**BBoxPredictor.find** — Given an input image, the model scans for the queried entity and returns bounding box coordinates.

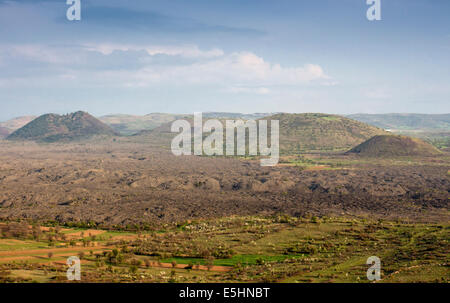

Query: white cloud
[0,44,333,93]
[120,52,331,87]
[83,43,224,58]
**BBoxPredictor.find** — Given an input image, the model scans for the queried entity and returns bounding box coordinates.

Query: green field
[0,215,448,283]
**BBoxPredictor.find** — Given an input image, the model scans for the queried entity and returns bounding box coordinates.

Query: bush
[130,259,142,266]
[311,216,320,224]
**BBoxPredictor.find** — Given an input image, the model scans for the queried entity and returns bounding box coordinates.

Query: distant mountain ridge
[202,112,276,120]
[7,111,118,142]
[99,113,187,136]
[99,112,276,135]
[347,113,450,131]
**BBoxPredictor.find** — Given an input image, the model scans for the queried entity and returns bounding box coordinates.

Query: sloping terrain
[0,116,36,131]
[347,135,442,157]
[0,127,10,139]
[263,113,388,153]
[7,111,118,142]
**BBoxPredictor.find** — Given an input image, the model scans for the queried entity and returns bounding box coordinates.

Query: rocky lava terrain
[0,141,448,226]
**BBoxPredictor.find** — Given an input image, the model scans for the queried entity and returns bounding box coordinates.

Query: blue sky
[0,0,449,120]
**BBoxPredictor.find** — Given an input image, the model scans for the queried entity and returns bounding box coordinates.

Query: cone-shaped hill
[347,135,442,157]
[7,111,118,142]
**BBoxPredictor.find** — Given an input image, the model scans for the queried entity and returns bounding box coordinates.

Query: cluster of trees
[0,222,44,240]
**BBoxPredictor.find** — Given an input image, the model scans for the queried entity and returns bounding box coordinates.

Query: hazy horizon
[2,110,450,123]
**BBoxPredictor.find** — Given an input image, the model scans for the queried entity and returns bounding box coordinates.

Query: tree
[32,224,42,241]
[206,256,215,271]
[129,265,138,274]
[144,259,151,268]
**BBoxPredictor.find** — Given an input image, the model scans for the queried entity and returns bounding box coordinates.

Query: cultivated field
[0,216,448,283]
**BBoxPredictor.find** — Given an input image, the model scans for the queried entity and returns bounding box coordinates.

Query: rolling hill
[7,111,118,142]
[347,135,442,157]
[264,113,389,153]
[134,113,389,154]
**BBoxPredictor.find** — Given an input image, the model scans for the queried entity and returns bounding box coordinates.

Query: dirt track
[0,245,109,257]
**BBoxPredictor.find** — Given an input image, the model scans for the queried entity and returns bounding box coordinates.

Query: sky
[0,0,449,121]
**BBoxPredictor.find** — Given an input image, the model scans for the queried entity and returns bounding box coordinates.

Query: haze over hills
[3,112,448,136]
[347,113,450,150]
[99,112,275,135]
[99,113,186,136]
[347,135,442,157]
[7,111,118,142]
[347,113,450,131]
[202,112,275,120]
[3,111,449,151]
[0,115,36,132]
